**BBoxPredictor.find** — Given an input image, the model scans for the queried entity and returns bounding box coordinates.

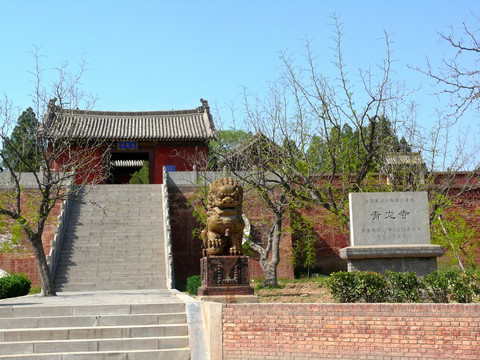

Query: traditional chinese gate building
[43,99,216,184]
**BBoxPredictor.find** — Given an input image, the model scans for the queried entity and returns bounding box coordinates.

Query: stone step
[64,224,163,229]
[0,324,188,342]
[56,259,163,265]
[58,248,164,254]
[54,275,165,283]
[66,214,162,219]
[54,283,166,292]
[0,336,189,355]
[0,348,190,360]
[56,261,164,268]
[54,184,167,292]
[0,303,185,318]
[0,313,186,329]
[62,236,163,241]
[53,278,165,285]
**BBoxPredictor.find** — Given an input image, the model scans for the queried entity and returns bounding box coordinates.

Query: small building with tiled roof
[43,98,216,184]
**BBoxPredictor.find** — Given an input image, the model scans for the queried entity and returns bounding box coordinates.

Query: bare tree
[0,52,108,296]
[235,17,415,226]
[416,13,480,118]
[238,171,290,287]
[217,16,480,278]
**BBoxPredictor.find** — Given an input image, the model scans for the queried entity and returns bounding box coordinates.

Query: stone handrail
[162,166,175,289]
[46,184,74,279]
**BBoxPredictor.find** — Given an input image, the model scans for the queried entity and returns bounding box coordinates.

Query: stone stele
[341,191,444,275]
[349,191,430,246]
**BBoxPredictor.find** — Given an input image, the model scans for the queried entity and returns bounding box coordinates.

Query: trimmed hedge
[326,270,480,303]
[0,274,31,299]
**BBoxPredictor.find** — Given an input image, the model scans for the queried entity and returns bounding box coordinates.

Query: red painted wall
[50,145,108,185]
[152,144,208,184]
[51,142,209,185]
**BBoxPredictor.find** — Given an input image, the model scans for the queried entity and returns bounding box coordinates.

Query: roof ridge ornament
[199,98,210,113]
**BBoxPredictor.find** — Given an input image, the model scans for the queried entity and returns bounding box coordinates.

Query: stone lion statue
[201,177,244,256]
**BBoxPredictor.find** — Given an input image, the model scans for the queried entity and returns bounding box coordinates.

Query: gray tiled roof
[43,99,216,142]
[384,153,425,166]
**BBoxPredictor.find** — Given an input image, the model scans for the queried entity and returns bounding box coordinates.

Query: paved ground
[0,289,186,307]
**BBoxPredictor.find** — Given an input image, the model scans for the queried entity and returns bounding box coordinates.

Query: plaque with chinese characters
[118,141,138,150]
[349,192,430,246]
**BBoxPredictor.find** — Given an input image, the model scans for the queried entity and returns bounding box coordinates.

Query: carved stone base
[197,256,254,296]
[340,245,444,276]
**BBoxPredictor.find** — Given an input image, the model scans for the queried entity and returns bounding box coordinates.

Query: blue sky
[0,1,478,150]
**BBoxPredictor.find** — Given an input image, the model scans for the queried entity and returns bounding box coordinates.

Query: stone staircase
[0,296,190,359]
[0,185,197,359]
[54,185,166,292]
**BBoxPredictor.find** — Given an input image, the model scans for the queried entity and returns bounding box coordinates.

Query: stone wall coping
[340,244,444,260]
[162,166,175,290]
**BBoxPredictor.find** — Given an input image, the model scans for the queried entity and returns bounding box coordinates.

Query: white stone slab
[349,192,430,246]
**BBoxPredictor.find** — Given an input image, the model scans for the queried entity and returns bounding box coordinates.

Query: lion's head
[207,177,243,211]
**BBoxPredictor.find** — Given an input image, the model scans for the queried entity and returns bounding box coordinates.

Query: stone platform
[197,256,254,296]
[340,244,445,276]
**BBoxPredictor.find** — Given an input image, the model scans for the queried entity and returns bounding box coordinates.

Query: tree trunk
[30,234,56,296]
[262,261,278,287]
[260,214,282,287]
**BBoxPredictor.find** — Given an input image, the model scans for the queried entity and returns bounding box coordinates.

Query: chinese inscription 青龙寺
[370,209,411,221]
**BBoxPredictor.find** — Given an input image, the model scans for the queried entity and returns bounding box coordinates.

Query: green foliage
[326,272,362,303]
[306,117,411,174]
[29,285,42,295]
[2,108,40,172]
[186,275,201,295]
[187,181,209,241]
[431,211,480,270]
[450,271,480,303]
[422,270,480,303]
[0,274,31,299]
[384,271,421,303]
[355,271,389,303]
[129,161,149,184]
[422,270,458,303]
[241,238,256,257]
[209,129,251,169]
[0,189,44,253]
[254,282,283,291]
[327,270,480,303]
[290,210,317,278]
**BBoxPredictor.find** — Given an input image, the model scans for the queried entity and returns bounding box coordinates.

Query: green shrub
[421,271,457,303]
[385,271,421,303]
[356,272,389,303]
[186,275,201,295]
[328,270,480,304]
[326,272,361,303]
[0,274,31,299]
[450,271,480,303]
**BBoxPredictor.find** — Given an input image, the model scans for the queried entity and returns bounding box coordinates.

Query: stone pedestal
[197,256,254,296]
[340,244,444,276]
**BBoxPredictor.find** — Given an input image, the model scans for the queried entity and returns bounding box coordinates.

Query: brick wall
[168,185,204,285]
[168,185,295,285]
[167,179,480,285]
[0,190,61,286]
[222,303,480,360]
